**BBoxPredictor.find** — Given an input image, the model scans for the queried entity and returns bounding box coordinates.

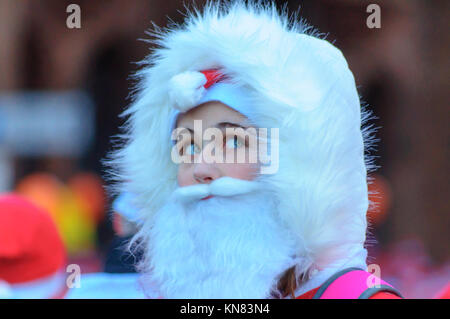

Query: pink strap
[314,268,402,299]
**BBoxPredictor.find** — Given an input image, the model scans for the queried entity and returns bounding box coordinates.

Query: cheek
[221,162,259,181]
[176,161,260,186]
[177,165,193,187]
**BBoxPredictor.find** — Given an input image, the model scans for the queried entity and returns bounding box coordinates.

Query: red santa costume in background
[108,0,402,299]
[0,194,67,298]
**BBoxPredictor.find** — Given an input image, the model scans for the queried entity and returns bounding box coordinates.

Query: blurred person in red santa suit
[108,0,403,299]
[0,194,67,299]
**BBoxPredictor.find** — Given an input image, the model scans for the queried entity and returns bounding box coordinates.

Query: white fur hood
[109,0,374,285]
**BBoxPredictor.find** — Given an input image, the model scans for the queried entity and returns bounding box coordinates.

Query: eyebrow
[181,121,250,133]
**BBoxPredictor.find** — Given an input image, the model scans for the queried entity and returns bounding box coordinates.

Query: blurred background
[0,0,448,298]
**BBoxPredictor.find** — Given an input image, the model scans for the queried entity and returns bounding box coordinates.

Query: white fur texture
[173,176,261,204]
[168,71,207,111]
[108,0,373,294]
[134,177,300,299]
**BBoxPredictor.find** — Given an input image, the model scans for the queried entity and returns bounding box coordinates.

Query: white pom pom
[168,71,207,111]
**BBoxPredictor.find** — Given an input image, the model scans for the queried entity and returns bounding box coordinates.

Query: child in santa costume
[108,0,403,299]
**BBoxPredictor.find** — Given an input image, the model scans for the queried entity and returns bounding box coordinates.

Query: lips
[201,195,214,200]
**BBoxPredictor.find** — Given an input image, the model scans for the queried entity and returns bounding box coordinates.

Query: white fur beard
[136,178,300,299]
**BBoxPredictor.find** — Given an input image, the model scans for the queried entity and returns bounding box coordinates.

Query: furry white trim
[169,71,206,111]
[173,176,260,204]
[4,270,66,299]
[108,0,374,290]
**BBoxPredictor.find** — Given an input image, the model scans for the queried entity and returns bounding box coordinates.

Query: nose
[193,161,221,184]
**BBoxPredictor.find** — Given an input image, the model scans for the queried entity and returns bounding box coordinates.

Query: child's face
[175,101,260,187]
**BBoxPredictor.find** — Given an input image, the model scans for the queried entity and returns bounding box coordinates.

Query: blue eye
[225,136,244,149]
[178,141,201,156]
[186,142,201,155]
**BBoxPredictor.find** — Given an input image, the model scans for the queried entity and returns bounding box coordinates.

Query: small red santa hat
[169,69,226,111]
[0,193,67,298]
[168,68,254,132]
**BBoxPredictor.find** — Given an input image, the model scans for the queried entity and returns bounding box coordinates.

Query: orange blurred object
[68,172,106,224]
[15,171,104,256]
[367,174,392,226]
[15,172,64,224]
